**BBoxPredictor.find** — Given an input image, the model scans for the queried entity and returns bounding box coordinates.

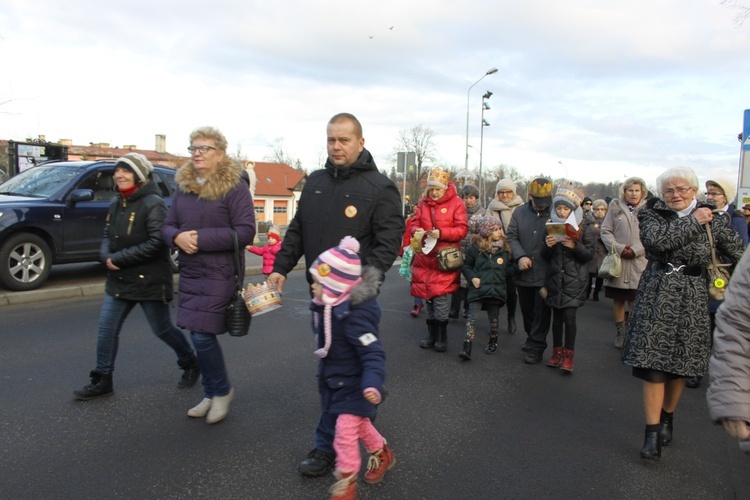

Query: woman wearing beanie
[74,153,200,401]
[410,168,468,352]
[308,237,394,499]
[448,184,484,319]
[486,178,524,334]
[163,127,255,424]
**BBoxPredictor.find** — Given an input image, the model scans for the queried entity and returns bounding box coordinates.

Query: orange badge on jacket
[345,206,357,218]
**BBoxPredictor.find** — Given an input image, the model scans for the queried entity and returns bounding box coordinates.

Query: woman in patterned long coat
[621,167,745,460]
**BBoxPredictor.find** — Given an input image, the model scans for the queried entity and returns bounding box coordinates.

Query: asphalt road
[0,264,748,499]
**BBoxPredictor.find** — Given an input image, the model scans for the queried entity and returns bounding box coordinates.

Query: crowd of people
[71,112,750,499]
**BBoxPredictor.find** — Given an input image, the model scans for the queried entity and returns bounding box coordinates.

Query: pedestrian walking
[540,186,594,373]
[622,167,744,460]
[267,113,403,478]
[459,215,509,360]
[162,126,255,424]
[308,237,395,499]
[74,153,200,401]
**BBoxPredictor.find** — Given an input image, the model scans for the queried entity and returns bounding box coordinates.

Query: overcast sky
[1,0,748,188]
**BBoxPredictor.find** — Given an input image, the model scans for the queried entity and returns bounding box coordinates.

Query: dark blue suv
[0,160,177,291]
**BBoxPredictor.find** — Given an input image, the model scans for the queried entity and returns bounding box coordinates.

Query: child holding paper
[541,185,594,372]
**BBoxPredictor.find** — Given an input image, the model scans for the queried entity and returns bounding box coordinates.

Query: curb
[0,263,306,307]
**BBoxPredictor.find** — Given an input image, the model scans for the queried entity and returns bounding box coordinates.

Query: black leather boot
[433,320,448,352]
[459,340,472,360]
[660,409,673,446]
[420,319,437,349]
[74,371,113,401]
[640,424,662,459]
[178,356,201,389]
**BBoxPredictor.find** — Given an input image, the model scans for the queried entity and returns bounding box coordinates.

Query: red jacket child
[247,227,282,275]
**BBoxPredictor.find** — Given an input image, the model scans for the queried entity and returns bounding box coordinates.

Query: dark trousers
[517,285,552,352]
[551,307,577,350]
[506,274,518,320]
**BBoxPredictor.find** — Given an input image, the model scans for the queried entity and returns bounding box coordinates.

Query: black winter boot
[640,424,662,459]
[485,318,499,353]
[74,371,113,401]
[659,409,674,446]
[420,320,437,349]
[433,320,448,352]
[459,340,472,360]
[178,356,201,389]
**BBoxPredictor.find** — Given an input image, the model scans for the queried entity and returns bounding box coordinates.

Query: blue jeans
[95,294,194,376]
[190,332,231,398]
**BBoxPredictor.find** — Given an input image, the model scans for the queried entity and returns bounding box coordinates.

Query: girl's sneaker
[410,304,422,317]
[363,441,395,484]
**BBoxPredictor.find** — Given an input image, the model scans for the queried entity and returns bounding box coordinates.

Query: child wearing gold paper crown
[309,236,395,500]
[459,215,511,360]
[540,185,594,373]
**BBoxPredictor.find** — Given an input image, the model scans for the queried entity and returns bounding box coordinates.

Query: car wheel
[0,233,52,291]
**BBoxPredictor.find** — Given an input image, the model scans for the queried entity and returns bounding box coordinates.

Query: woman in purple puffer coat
[163,126,255,425]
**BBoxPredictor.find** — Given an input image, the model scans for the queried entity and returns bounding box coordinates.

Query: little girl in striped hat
[309,236,396,499]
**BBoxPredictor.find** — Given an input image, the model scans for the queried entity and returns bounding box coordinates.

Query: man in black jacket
[268,112,404,477]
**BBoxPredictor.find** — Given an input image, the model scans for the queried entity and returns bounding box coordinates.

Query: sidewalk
[0,253,304,307]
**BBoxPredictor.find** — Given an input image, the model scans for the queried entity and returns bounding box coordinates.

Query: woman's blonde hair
[620,177,648,201]
[190,126,228,152]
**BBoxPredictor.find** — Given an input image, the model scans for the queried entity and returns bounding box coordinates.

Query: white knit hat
[706,178,737,205]
[115,153,154,183]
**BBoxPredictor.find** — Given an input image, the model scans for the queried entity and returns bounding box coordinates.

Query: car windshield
[0,166,80,198]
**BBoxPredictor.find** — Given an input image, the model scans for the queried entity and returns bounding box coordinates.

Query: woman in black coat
[74,153,199,401]
[622,167,745,460]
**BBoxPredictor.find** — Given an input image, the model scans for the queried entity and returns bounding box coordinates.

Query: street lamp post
[464,67,498,173]
[479,91,492,203]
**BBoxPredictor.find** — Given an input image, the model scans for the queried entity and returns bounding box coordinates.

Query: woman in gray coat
[622,167,744,460]
[600,177,648,348]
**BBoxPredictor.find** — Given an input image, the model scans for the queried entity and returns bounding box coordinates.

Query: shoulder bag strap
[232,230,243,292]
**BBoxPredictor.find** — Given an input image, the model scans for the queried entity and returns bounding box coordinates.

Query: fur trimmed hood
[176,158,244,201]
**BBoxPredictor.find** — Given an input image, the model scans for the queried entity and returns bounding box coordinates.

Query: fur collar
[176,159,244,200]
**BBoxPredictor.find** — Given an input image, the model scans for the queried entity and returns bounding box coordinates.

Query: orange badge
[594,224,599,228]
[345,205,357,218]
[441,208,447,213]
[317,263,331,276]
[497,257,504,265]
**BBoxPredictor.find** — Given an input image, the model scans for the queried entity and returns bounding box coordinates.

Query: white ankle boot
[206,388,234,424]
[187,398,212,418]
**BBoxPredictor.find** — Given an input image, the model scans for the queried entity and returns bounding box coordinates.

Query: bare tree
[264,137,301,168]
[721,0,750,24]
[392,124,439,200]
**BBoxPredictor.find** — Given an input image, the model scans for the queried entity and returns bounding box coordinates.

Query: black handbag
[226,231,251,337]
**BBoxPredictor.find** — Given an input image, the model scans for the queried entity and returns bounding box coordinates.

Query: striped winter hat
[309,236,362,306]
[309,236,363,358]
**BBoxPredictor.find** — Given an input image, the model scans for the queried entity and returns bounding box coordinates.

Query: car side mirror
[68,189,95,205]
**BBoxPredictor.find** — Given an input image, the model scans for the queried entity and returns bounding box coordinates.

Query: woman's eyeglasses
[663,186,693,197]
[187,145,216,154]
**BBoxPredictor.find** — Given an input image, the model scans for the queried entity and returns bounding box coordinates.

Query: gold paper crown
[554,185,584,207]
[528,178,553,198]
[427,168,450,188]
